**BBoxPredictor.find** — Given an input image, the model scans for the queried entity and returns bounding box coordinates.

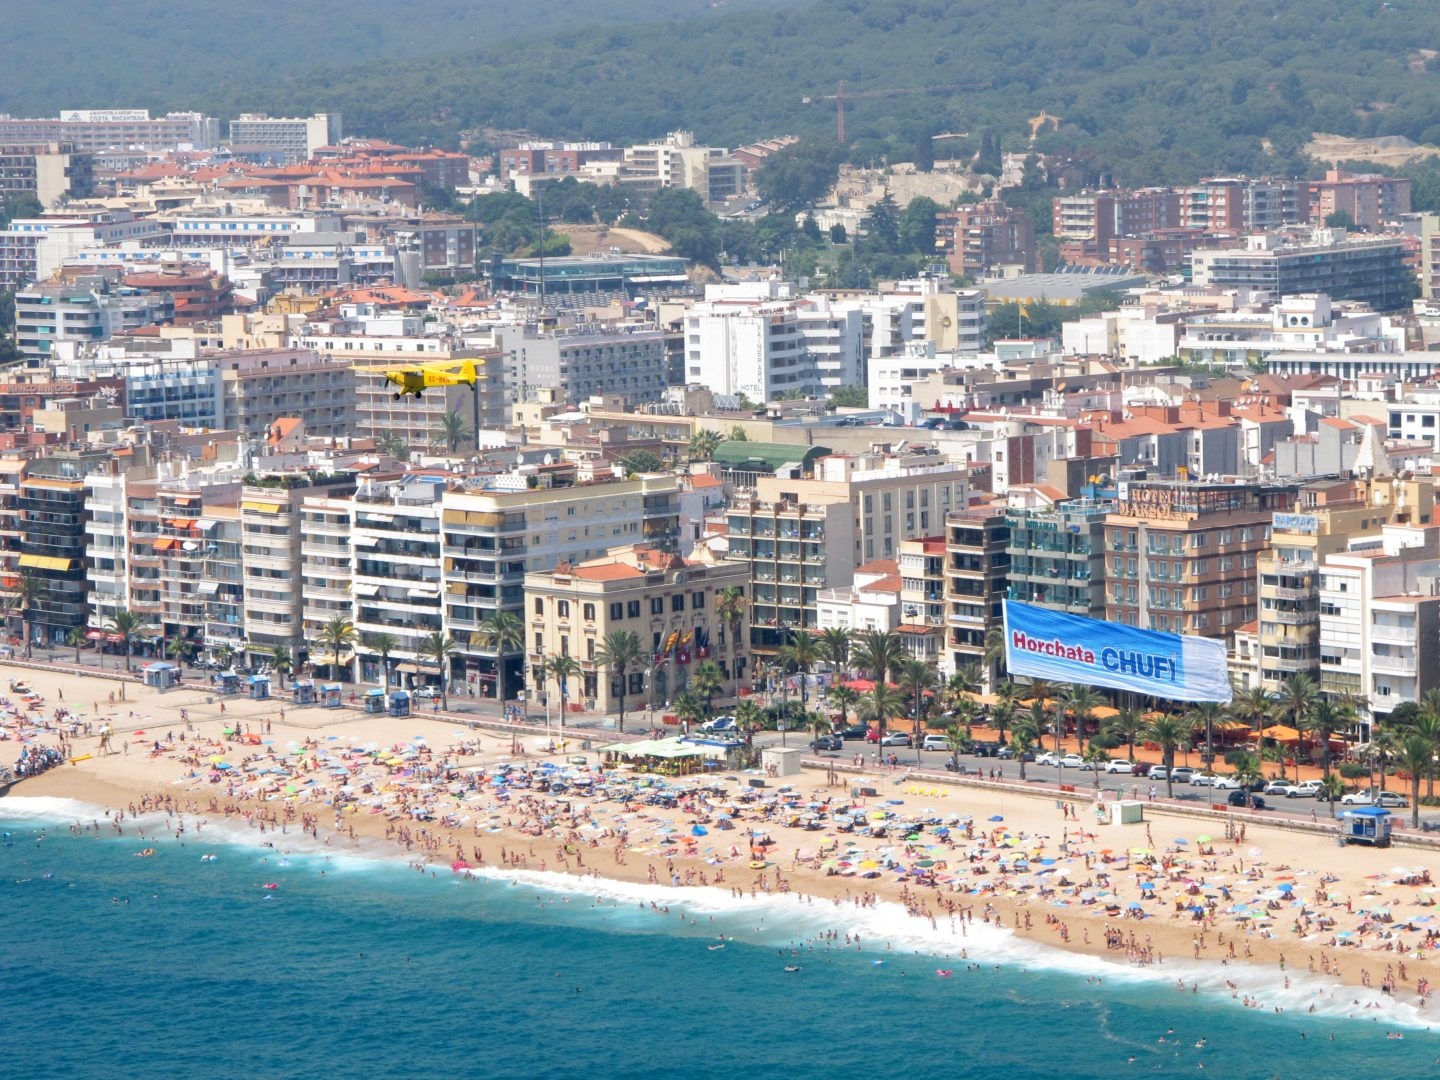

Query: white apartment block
[228,113,342,163]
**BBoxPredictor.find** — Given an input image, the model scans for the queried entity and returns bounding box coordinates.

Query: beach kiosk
[142,661,178,690]
[1339,806,1393,847]
[363,687,387,714]
[291,679,315,705]
[248,674,270,701]
[388,690,411,717]
[216,671,241,695]
[320,683,343,708]
[761,746,804,778]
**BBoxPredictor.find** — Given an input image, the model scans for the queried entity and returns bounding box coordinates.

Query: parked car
[995,745,1035,761]
[1035,751,1061,766]
[1189,772,1218,786]
[1168,766,1198,784]
[700,716,737,734]
[971,741,1003,757]
[1227,790,1266,809]
[1209,775,1242,789]
[1262,779,1293,796]
[810,734,843,752]
[879,730,911,747]
[1058,754,1085,769]
[837,725,871,741]
[1341,789,1409,808]
[920,734,950,752]
[1146,765,1170,781]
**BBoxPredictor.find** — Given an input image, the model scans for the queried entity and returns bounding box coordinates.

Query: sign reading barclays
[1003,599,1232,703]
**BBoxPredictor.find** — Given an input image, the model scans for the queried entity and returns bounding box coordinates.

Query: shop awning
[407,587,439,599]
[198,581,220,595]
[86,629,105,641]
[242,501,282,514]
[18,553,73,571]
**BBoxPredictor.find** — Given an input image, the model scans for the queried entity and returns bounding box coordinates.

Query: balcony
[1267,586,1311,601]
[1369,623,1415,645]
[1371,652,1417,675]
[1262,655,1316,673]
[1269,608,1318,626]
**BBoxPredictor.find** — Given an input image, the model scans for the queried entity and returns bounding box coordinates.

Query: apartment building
[441,473,682,702]
[1301,170,1410,230]
[941,199,1037,277]
[240,472,357,665]
[1005,494,1108,620]
[298,494,354,662]
[1319,524,1440,730]
[13,276,172,358]
[724,450,971,649]
[216,349,356,441]
[898,536,946,667]
[0,142,94,208]
[815,559,901,635]
[1189,233,1414,311]
[0,110,220,152]
[1255,476,1433,693]
[496,324,669,407]
[523,544,750,718]
[943,504,1009,682]
[18,449,113,645]
[228,113,342,164]
[1103,479,1296,637]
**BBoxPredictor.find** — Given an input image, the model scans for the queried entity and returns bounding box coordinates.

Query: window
[1219,556,1233,571]
[1219,583,1234,598]
[534,598,543,615]
[628,600,641,618]
[583,603,596,621]
[691,591,705,609]
[1192,613,1208,630]
[1192,586,1208,602]
[534,632,543,651]
[651,597,664,615]
[864,494,873,513]
[610,602,623,621]
[1190,533,1208,549]
[1193,559,1208,575]
[560,635,569,656]
[557,600,570,618]
[671,594,685,613]
[883,493,893,512]
[587,639,595,660]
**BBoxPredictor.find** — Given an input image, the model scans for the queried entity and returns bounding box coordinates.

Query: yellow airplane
[362,360,482,400]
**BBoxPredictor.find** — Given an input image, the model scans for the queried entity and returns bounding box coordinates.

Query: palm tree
[1010,717,1039,782]
[595,629,644,734]
[897,656,940,765]
[778,630,820,708]
[376,431,411,462]
[1273,673,1319,750]
[1061,683,1103,752]
[431,409,472,453]
[313,615,357,681]
[691,659,725,718]
[8,570,44,659]
[1022,678,1059,757]
[983,623,1008,691]
[1229,750,1263,791]
[105,609,152,673]
[366,631,398,690]
[543,654,582,729]
[829,684,859,729]
[1302,697,1346,785]
[166,632,193,672]
[687,429,724,462]
[991,697,1015,744]
[1318,772,1345,818]
[674,689,707,731]
[859,682,906,751]
[476,610,524,707]
[1082,743,1110,790]
[735,698,764,738]
[1144,714,1189,798]
[816,626,851,675]
[951,662,984,695]
[1393,732,1432,829]
[851,628,906,686]
[267,644,294,690]
[1107,706,1147,764]
[1230,684,1274,738]
[1408,690,1440,801]
[944,722,970,770]
[66,625,86,664]
[214,643,236,672]
[417,631,461,710]
[715,586,749,660]
[1191,700,1225,773]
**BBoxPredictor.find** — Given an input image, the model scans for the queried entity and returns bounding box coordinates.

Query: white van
[921,733,949,752]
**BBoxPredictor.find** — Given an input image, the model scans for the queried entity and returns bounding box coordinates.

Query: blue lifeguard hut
[320,683,343,708]
[292,679,315,705]
[248,675,270,701]
[388,690,411,717]
[1339,806,1393,847]
[363,687,386,714]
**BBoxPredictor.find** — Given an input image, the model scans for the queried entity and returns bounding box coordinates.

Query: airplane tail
[460,360,477,384]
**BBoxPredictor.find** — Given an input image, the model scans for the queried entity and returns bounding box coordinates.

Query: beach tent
[1259,724,1301,743]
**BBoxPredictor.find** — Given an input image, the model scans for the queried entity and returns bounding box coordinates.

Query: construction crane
[801,80,989,143]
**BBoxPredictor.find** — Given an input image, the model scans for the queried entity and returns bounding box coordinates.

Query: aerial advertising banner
[1002,599,1233,703]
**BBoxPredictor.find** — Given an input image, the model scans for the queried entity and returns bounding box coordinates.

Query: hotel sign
[1273,513,1318,534]
[60,109,150,123]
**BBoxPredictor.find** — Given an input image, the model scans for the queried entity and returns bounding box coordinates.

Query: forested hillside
[7,1,1440,187]
[0,0,804,116]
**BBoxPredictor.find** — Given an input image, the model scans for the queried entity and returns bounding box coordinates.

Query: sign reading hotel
[1003,599,1232,703]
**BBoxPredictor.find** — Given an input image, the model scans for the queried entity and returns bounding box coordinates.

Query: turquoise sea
[3,796,1437,1080]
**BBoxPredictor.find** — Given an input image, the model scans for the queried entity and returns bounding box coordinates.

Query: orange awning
[166,519,196,530]
[1260,724,1301,742]
[154,538,177,551]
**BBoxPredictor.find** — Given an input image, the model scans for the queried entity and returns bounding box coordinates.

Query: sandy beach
[5,659,1439,1015]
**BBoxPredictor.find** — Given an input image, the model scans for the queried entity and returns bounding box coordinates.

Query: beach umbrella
[1277,883,1294,893]
[1195,835,1212,844]
[1127,901,1142,910]
[988,815,1004,822]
